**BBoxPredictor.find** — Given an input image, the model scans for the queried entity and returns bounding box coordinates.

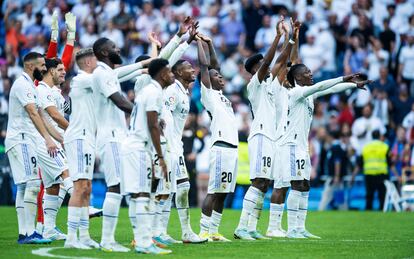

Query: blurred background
[1,0,414,211]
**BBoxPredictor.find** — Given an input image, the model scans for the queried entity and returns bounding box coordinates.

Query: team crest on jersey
[169,96,175,105]
[297,170,302,176]
[27,92,33,98]
[221,183,227,189]
[47,95,53,101]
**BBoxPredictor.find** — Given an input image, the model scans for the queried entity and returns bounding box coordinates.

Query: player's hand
[159,157,168,179]
[187,21,199,44]
[177,16,193,37]
[282,18,290,35]
[276,16,284,36]
[355,80,373,90]
[343,72,363,82]
[148,31,162,49]
[45,138,58,158]
[65,12,77,40]
[292,18,301,40]
[51,10,59,41]
[198,33,212,44]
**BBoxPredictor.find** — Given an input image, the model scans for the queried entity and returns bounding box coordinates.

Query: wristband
[51,30,58,41]
[67,31,76,41]
[289,39,295,45]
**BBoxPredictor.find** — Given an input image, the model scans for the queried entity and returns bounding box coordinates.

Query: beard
[108,51,122,65]
[33,68,43,81]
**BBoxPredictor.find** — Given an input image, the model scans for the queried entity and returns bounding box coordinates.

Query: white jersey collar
[22,72,33,84]
[151,79,162,90]
[175,79,189,95]
[97,61,113,71]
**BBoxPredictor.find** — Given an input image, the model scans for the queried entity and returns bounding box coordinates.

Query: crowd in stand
[2,0,414,207]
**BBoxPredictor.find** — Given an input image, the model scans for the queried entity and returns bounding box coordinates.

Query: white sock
[209,210,222,235]
[63,177,74,195]
[152,199,164,237]
[287,190,301,233]
[24,180,40,236]
[160,194,172,235]
[176,181,192,234]
[43,194,59,231]
[135,197,152,248]
[200,213,210,234]
[16,183,26,236]
[67,206,81,241]
[128,198,138,240]
[237,186,261,230]
[297,191,309,232]
[268,203,284,232]
[101,192,122,244]
[57,187,67,210]
[248,191,264,232]
[79,207,90,240]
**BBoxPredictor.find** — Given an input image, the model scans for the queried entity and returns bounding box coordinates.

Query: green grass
[0,207,413,258]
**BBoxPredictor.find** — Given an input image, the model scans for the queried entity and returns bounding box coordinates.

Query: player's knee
[252,178,269,193]
[46,184,60,195]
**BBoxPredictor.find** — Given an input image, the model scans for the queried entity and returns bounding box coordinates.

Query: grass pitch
[0,207,413,258]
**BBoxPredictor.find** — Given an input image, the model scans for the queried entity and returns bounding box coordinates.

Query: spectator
[135,0,162,50]
[112,1,132,35]
[316,21,337,80]
[241,0,268,52]
[344,35,368,75]
[24,12,49,40]
[254,15,276,54]
[337,94,354,127]
[350,14,374,46]
[372,88,390,127]
[300,29,325,81]
[220,9,246,57]
[390,126,408,184]
[398,33,414,94]
[379,18,396,54]
[17,3,35,32]
[365,38,389,81]
[100,20,125,49]
[390,84,414,126]
[370,66,397,99]
[351,104,386,154]
[402,103,414,143]
[80,22,99,48]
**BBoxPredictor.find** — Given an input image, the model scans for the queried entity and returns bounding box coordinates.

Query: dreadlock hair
[286,63,306,87]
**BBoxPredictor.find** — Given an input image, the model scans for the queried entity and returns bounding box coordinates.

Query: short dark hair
[92,37,110,58]
[75,48,94,63]
[148,58,169,78]
[23,52,43,63]
[244,53,263,74]
[135,54,151,63]
[172,59,187,74]
[45,58,63,71]
[372,130,381,140]
[287,64,306,87]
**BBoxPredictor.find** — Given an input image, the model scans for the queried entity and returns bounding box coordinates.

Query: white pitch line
[268,239,414,243]
[32,247,97,259]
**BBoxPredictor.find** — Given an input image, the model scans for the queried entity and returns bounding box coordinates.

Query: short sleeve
[200,83,213,111]
[145,87,162,113]
[94,69,119,98]
[399,48,406,63]
[37,86,55,109]
[15,82,36,107]
[164,86,178,112]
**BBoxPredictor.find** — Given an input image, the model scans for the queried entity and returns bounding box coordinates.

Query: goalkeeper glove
[65,12,77,41]
[51,10,59,41]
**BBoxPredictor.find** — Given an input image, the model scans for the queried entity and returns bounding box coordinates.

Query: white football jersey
[274,85,289,142]
[164,80,190,154]
[128,80,163,150]
[277,87,314,150]
[201,83,238,147]
[92,61,127,147]
[247,73,277,141]
[5,72,38,151]
[37,82,65,138]
[64,70,97,143]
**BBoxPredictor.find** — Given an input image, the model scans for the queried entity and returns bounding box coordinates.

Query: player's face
[178,61,195,82]
[209,69,225,90]
[161,66,175,87]
[33,57,46,81]
[300,66,313,86]
[106,41,122,65]
[52,64,66,85]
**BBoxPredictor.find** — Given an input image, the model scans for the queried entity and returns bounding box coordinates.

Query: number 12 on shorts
[296,159,305,170]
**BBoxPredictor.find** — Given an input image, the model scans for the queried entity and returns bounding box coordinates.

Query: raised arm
[46,11,59,58]
[159,16,193,59]
[198,34,219,71]
[60,12,76,71]
[257,18,283,82]
[148,32,161,58]
[272,19,300,82]
[118,68,147,83]
[168,22,198,66]
[197,37,211,88]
